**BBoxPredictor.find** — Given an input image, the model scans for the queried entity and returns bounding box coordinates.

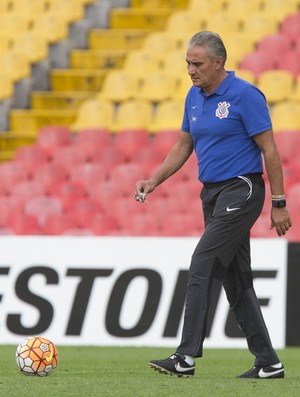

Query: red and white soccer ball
[16,336,58,376]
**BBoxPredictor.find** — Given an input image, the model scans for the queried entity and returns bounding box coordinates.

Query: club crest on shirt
[215,101,230,119]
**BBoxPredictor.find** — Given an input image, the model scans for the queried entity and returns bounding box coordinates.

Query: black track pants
[176,174,280,366]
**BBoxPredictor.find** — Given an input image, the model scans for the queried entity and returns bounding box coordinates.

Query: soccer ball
[16,336,58,376]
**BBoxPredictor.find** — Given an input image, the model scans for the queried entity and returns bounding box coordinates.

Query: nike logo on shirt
[226,206,241,212]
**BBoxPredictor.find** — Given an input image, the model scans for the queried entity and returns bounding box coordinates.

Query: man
[134,31,292,379]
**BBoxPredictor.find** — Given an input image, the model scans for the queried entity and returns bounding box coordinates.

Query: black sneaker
[237,364,285,379]
[149,353,195,378]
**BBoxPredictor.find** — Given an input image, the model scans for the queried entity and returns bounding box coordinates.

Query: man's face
[186,46,222,92]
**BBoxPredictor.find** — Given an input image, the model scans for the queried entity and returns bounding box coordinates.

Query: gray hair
[188,31,227,65]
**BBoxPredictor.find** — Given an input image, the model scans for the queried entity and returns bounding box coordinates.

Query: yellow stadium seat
[96,70,141,103]
[11,33,48,63]
[31,15,69,44]
[46,0,84,24]
[0,14,32,39]
[110,8,171,30]
[240,14,279,41]
[123,50,162,77]
[70,49,126,70]
[235,70,256,85]
[71,99,115,132]
[131,0,189,8]
[205,13,242,34]
[0,0,11,14]
[142,31,181,52]
[271,101,300,132]
[10,109,77,134]
[165,11,203,33]
[9,0,47,16]
[31,91,94,110]
[224,0,262,15]
[162,49,187,77]
[257,70,294,104]
[136,71,178,102]
[111,100,153,133]
[224,33,256,65]
[88,29,148,51]
[50,69,106,92]
[0,37,12,55]
[0,52,31,82]
[261,0,298,22]
[290,75,300,101]
[173,75,193,101]
[150,100,184,133]
[0,76,14,101]
[188,0,225,14]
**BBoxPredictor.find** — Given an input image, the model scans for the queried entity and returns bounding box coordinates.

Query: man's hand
[270,207,292,236]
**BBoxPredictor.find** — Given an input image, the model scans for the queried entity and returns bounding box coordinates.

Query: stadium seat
[70,49,126,71]
[65,198,103,228]
[165,11,204,33]
[13,144,50,174]
[48,181,87,209]
[24,195,63,226]
[123,50,163,77]
[113,129,151,161]
[152,129,179,155]
[133,146,165,175]
[5,212,41,235]
[97,70,141,103]
[0,52,31,82]
[132,72,180,103]
[12,33,48,63]
[235,70,256,84]
[277,50,300,78]
[0,36,12,55]
[0,196,23,226]
[31,14,69,44]
[169,75,192,101]
[31,91,94,110]
[8,180,46,203]
[32,163,68,192]
[161,212,203,236]
[257,70,294,104]
[224,0,262,15]
[224,34,256,66]
[205,13,242,35]
[261,0,299,22]
[0,162,29,193]
[239,51,276,78]
[74,128,112,161]
[256,34,293,60]
[46,0,85,24]
[240,14,279,42]
[109,8,171,30]
[291,74,300,101]
[279,11,300,39]
[9,0,47,16]
[142,31,181,52]
[41,213,78,235]
[90,180,121,214]
[51,69,106,92]
[188,0,225,14]
[71,99,115,132]
[36,125,72,154]
[51,145,87,176]
[0,14,31,39]
[271,102,300,131]
[70,163,109,194]
[83,212,120,236]
[128,212,161,236]
[111,100,153,133]
[150,100,184,133]
[108,163,149,197]
[131,0,189,7]
[162,49,187,76]
[88,29,148,52]
[274,130,300,165]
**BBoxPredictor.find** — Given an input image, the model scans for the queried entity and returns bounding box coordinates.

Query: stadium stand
[0,0,300,240]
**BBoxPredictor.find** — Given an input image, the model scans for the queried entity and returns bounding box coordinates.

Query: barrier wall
[0,236,297,348]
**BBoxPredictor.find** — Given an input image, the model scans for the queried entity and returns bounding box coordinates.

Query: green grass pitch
[1,346,300,397]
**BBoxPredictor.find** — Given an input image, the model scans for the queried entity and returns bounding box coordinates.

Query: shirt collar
[200,71,235,97]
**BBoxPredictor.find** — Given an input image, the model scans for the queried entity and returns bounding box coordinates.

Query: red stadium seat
[32,163,68,192]
[108,163,149,196]
[274,131,300,166]
[0,196,23,227]
[161,212,204,236]
[36,125,72,156]
[74,128,112,161]
[152,130,179,156]
[5,213,41,235]
[41,213,78,235]
[0,162,30,193]
[280,12,300,39]
[113,129,151,161]
[51,145,87,176]
[14,145,50,170]
[24,195,63,225]
[48,181,87,210]
[276,49,300,78]
[70,163,109,194]
[239,52,276,78]
[128,212,161,236]
[8,180,46,203]
[89,146,127,167]
[65,198,103,228]
[256,34,292,64]
[85,212,120,235]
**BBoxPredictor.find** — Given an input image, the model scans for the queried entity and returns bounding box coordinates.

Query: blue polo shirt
[182,71,272,183]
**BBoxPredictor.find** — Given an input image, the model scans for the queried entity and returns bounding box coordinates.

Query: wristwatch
[272,199,286,208]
